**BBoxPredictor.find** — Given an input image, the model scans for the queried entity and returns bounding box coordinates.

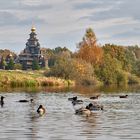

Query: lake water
[0,86,140,140]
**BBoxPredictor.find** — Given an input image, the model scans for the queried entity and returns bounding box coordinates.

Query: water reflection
[1,84,140,94]
[0,85,140,139]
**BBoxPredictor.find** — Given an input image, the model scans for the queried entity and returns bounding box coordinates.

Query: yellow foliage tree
[76,28,103,65]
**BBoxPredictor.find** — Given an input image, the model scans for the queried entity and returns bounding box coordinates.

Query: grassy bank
[0,70,75,88]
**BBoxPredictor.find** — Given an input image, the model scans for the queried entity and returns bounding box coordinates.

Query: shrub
[128,74,140,85]
[116,71,128,86]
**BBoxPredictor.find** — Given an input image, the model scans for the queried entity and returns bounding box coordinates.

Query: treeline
[44,28,140,86]
[1,28,140,86]
[0,50,40,70]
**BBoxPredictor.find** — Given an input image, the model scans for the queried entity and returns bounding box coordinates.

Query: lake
[0,85,140,140]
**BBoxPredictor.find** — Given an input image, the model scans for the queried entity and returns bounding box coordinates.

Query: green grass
[0,70,75,88]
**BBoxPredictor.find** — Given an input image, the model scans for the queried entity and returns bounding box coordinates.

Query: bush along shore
[0,70,75,88]
[2,28,140,87]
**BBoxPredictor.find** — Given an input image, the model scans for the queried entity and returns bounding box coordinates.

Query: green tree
[47,57,75,79]
[14,63,22,70]
[0,57,7,69]
[47,47,72,67]
[46,57,98,85]
[7,58,14,70]
[95,54,122,85]
[132,60,140,77]
[103,44,134,72]
[32,60,40,70]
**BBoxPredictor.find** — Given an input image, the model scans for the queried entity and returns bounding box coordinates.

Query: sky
[0,0,140,54]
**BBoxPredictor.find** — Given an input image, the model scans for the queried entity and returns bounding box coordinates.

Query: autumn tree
[76,28,103,65]
[103,44,135,72]
[40,47,73,68]
[95,44,138,85]
[94,54,127,85]
[47,57,75,80]
[46,56,98,85]
[0,49,16,58]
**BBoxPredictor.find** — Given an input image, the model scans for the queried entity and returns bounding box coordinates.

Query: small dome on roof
[9,53,12,57]
[31,26,36,32]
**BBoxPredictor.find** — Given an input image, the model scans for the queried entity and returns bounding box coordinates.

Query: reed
[0,70,75,88]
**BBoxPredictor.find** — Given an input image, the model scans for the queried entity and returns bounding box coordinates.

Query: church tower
[25,26,41,57]
[18,26,47,70]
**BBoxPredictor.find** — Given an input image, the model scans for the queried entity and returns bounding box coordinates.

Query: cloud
[0,11,47,27]
[72,0,122,10]
[0,0,52,11]
[112,29,140,39]
[0,0,140,53]
[0,11,19,26]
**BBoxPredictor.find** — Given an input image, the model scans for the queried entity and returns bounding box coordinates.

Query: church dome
[31,26,36,32]
[9,53,12,57]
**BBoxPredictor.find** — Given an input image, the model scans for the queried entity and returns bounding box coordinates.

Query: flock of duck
[0,96,46,116]
[68,94,129,116]
[68,95,103,117]
[0,94,128,117]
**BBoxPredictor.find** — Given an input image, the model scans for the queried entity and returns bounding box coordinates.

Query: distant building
[0,53,17,70]
[18,26,48,70]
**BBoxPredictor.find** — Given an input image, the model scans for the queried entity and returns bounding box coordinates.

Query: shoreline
[0,70,75,88]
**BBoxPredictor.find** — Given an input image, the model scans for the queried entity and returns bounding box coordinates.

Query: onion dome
[9,53,12,57]
[31,26,36,32]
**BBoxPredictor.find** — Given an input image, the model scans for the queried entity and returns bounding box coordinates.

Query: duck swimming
[0,96,5,106]
[68,96,83,105]
[18,99,33,103]
[68,96,77,101]
[119,95,128,98]
[72,99,83,105]
[37,105,46,116]
[90,95,100,100]
[86,103,103,111]
[75,107,91,117]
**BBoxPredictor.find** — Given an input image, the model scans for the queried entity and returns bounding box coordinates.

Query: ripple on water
[0,91,140,140]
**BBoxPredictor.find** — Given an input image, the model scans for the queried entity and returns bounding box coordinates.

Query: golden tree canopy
[77,28,103,65]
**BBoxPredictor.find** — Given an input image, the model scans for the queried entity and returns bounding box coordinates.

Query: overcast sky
[0,0,140,53]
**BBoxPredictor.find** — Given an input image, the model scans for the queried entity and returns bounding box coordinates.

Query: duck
[90,95,100,100]
[75,107,91,117]
[18,99,33,103]
[86,103,103,111]
[68,96,77,101]
[0,96,5,106]
[68,96,83,105]
[37,105,46,116]
[119,95,128,98]
[72,99,83,105]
